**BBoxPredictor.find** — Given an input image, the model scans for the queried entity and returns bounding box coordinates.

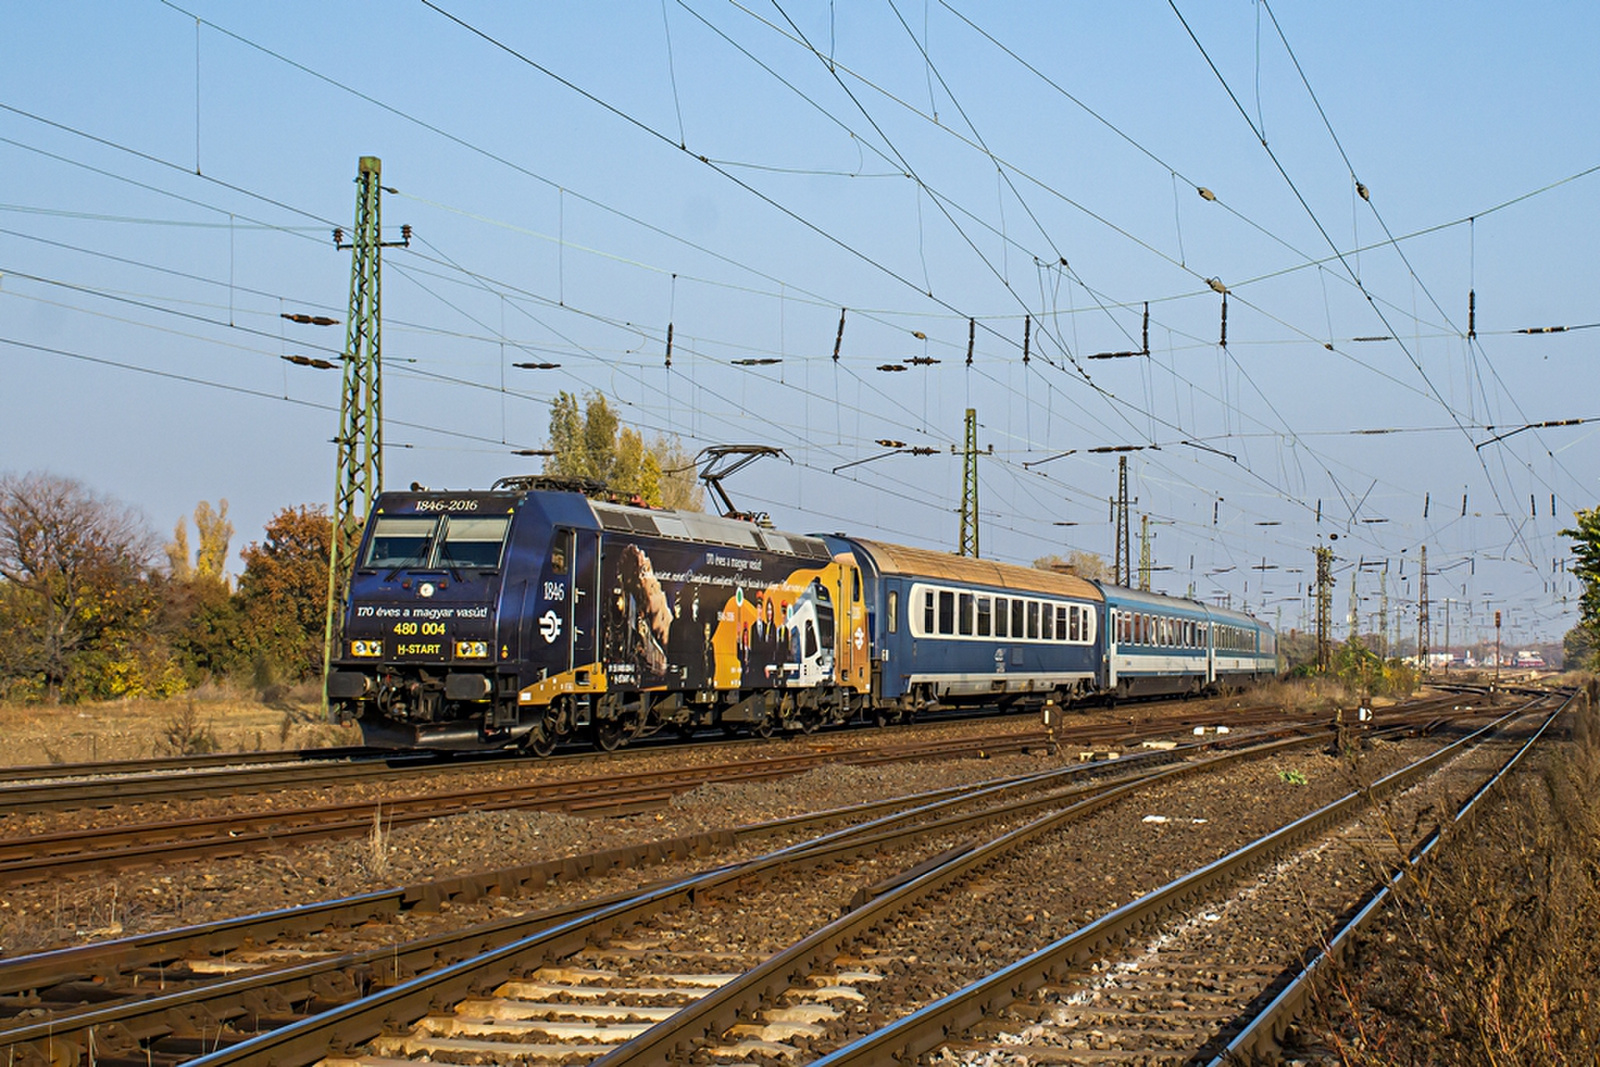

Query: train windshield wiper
[384,529,438,582]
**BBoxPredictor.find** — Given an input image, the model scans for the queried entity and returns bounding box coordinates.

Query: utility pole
[1378,567,1389,660]
[956,407,981,557]
[1113,456,1131,585]
[1138,513,1152,591]
[1418,544,1430,676]
[323,156,408,710]
[1314,545,1335,673]
[1494,608,1502,689]
[1443,596,1452,674]
[1347,567,1359,644]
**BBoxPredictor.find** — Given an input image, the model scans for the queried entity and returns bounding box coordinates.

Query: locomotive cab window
[364,516,438,570]
[548,528,571,575]
[439,516,512,569]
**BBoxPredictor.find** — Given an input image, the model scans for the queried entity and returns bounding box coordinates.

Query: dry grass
[1304,676,1600,1065]
[0,681,352,766]
[1250,676,1398,717]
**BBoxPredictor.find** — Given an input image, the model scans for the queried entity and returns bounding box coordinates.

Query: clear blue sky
[3,2,1596,647]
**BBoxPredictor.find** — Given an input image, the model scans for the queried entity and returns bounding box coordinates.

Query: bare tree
[0,472,155,702]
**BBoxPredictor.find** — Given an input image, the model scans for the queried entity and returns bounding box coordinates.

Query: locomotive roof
[848,539,1104,602]
[588,499,833,560]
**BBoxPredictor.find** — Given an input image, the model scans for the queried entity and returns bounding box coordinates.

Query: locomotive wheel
[595,718,625,751]
[753,713,775,739]
[524,725,556,758]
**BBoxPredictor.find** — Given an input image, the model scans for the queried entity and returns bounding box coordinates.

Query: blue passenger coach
[1100,583,1277,698]
[841,539,1105,712]
[1205,602,1278,689]
[1099,584,1214,698]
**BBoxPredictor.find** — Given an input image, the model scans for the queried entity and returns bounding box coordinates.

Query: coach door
[568,530,599,674]
[834,560,869,691]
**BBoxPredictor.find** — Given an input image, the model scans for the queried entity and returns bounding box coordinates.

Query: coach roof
[848,539,1104,602]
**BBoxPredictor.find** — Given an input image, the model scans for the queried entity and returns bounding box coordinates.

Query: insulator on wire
[1467,289,1476,340]
[1219,292,1228,348]
[665,322,673,369]
[1461,492,1468,518]
[1141,302,1150,355]
[1023,315,1031,365]
[966,317,974,367]
[833,308,846,362]
[1423,492,1430,518]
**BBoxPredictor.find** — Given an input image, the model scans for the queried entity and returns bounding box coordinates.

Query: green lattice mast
[957,407,979,557]
[323,156,396,709]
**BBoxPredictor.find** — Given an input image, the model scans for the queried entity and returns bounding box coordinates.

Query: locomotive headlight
[350,639,384,657]
[454,640,489,659]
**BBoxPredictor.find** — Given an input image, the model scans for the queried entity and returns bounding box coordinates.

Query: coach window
[887,590,899,634]
[1056,605,1068,641]
[1068,606,1080,642]
[1042,602,1054,640]
[923,590,936,634]
[1012,598,1026,637]
[1026,601,1039,639]
[958,593,975,636]
[938,590,956,635]
[994,597,1009,637]
[977,596,992,637]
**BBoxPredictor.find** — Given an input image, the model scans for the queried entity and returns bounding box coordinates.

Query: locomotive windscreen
[364,517,437,569]
[437,516,511,568]
[361,514,511,570]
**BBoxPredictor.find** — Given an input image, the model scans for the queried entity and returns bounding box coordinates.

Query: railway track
[801,690,1570,1066]
[0,745,380,785]
[0,689,1478,822]
[0,691,1508,1067]
[0,724,1360,1066]
[0,729,1059,886]
[1,694,1478,890]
